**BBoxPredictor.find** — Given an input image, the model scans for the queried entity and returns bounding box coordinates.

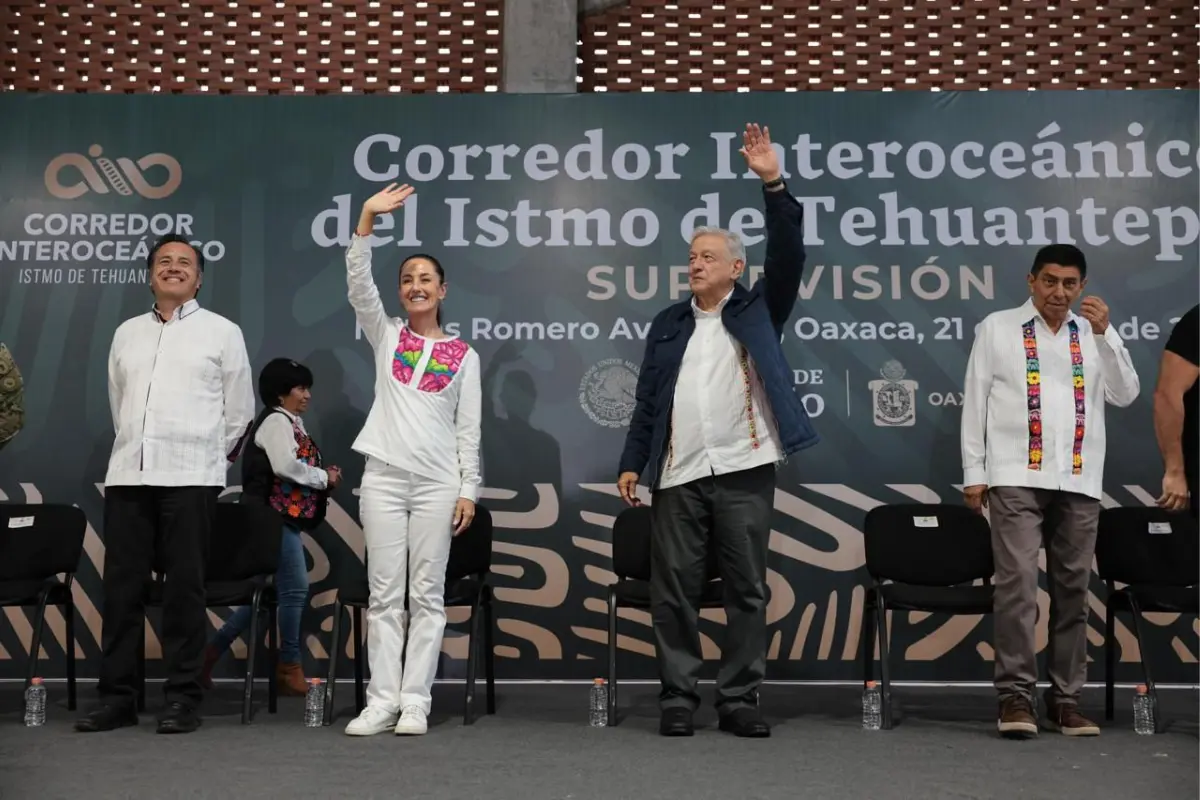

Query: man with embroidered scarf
[960,244,1140,740]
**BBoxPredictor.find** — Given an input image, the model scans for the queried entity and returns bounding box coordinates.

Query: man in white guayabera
[617,124,819,739]
[960,244,1140,740]
[341,184,483,737]
[77,234,255,736]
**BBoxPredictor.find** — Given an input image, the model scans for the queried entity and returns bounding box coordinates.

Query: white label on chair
[1148,522,1172,534]
[912,516,938,528]
[8,516,33,528]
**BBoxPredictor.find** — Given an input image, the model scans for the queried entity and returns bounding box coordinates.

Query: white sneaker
[345,706,399,736]
[394,705,428,736]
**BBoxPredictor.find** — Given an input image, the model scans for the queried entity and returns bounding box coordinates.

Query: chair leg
[876,600,894,730]
[483,587,496,715]
[26,592,51,691]
[1127,596,1163,733]
[64,593,77,711]
[607,587,619,727]
[463,592,483,726]
[1104,602,1115,722]
[136,627,147,713]
[324,600,344,726]
[860,589,877,686]
[242,588,263,725]
[352,606,365,714]
[267,602,278,715]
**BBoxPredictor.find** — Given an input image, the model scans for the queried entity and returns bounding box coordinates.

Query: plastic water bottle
[303,678,325,727]
[1133,684,1155,735]
[588,678,608,727]
[862,680,882,730]
[24,677,46,727]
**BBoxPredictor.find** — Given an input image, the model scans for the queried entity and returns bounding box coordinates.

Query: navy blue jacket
[618,184,820,489]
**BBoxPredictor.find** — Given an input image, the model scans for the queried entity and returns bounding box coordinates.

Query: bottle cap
[593,678,605,685]
[866,680,877,688]
[310,678,321,686]
[31,677,43,686]
[1136,684,1148,693]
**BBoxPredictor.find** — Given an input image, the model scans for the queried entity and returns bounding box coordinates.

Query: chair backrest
[1095,507,1199,587]
[446,505,493,583]
[612,505,721,582]
[863,503,993,586]
[0,503,88,582]
[204,501,284,582]
[613,506,653,581]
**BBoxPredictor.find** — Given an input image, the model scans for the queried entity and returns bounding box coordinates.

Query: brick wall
[579,0,1198,91]
[4,1,1197,93]
[3,0,504,93]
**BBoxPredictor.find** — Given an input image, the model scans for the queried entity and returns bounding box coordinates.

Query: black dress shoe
[659,707,695,737]
[75,703,138,733]
[156,702,202,734]
[718,707,771,738]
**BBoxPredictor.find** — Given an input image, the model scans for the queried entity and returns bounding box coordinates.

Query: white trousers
[359,457,458,714]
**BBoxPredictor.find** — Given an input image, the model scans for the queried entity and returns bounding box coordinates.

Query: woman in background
[200,358,342,695]
[342,183,482,737]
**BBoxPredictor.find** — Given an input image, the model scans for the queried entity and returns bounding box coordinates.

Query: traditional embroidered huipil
[241,407,330,530]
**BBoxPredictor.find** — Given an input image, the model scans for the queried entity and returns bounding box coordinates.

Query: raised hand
[1079,296,1110,335]
[739,123,781,183]
[357,183,415,236]
[363,183,414,216]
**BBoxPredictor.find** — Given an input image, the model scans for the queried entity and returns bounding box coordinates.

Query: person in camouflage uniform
[0,344,23,451]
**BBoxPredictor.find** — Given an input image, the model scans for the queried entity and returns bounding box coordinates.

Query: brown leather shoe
[276,662,309,697]
[1043,697,1100,736]
[997,695,1038,739]
[199,645,222,691]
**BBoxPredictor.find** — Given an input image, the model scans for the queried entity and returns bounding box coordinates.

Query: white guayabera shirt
[961,299,1140,502]
[105,299,255,488]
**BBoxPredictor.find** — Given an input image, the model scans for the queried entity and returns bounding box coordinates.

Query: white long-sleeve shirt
[961,299,1140,501]
[658,288,783,491]
[106,299,255,488]
[256,408,328,490]
[345,235,482,501]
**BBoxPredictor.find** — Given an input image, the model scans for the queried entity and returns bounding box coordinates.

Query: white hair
[689,226,746,264]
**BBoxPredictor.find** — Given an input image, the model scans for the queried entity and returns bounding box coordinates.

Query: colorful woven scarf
[1022,318,1085,474]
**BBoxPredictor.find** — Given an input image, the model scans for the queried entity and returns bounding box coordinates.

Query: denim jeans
[212,523,310,665]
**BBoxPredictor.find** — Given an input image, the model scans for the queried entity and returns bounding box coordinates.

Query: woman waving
[342,184,482,737]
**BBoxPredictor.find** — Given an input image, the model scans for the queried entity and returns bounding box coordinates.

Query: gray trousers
[988,487,1101,706]
[649,464,774,713]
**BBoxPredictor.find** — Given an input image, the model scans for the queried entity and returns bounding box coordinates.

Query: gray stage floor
[0,682,1195,800]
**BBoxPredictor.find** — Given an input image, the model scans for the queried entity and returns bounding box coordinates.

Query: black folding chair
[323,506,496,726]
[605,505,728,727]
[136,501,283,724]
[860,503,994,729]
[1096,507,1199,733]
[0,503,87,711]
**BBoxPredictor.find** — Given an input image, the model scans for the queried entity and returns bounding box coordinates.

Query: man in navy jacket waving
[617,122,819,738]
